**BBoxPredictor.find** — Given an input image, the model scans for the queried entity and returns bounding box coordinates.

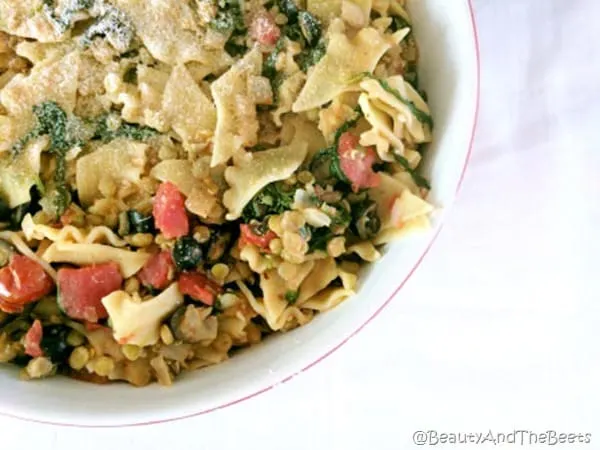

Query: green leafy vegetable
[82,7,135,52]
[20,101,79,217]
[296,38,326,72]
[11,103,159,217]
[278,0,299,20]
[310,146,348,184]
[393,154,431,190]
[43,0,94,33]
[298,11,321,46]
[211,0,246,34]
[350,195,381,240]
[263,38,286,105]
[92,114,159,142]
[333,105,363,144]
[403,61,419,89]
[275,0,325,72]
[210,0,247,57]
[330,203,352,229]
[241,182,296,222]
[224,41,247,57]
[307,226,333,252]
[283,22,303,41]
[310,106,363,184]
[285,290,299,304]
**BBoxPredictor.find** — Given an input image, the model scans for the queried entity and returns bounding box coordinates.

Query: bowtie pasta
[0,0,434,386]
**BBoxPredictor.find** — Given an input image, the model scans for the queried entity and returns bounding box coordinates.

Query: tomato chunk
[138,251,175,290]
[57,263,123,323]
[239,224,277,251]
[250,11,281,46]
[153,182,189,239]
[178,272,222,306]
[337,132,381,192]
[0,255,54,314]
[24,319,44,358]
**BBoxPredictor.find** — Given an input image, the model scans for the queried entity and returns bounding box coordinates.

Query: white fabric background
[2,0,599,448]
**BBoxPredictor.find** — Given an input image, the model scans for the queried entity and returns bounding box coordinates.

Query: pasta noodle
[42,243,150,277]
[21,214,128,247]
[0,0,436,386]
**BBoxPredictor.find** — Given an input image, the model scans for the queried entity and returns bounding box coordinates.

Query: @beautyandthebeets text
[412,430,592,446]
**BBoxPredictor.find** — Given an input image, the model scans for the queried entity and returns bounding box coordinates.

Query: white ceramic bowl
[0,0,479,427]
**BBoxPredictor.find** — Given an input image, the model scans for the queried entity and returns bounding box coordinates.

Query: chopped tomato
[250,11,281,46]
[178,272,222,306]
[0,299,24,314]
[138,251,175,290]
[0,255,54,314]
[337,132,381,192]
[153,182,189,240]
[57,263,123,323]
[24,319,44,358]
[239,224,277,251]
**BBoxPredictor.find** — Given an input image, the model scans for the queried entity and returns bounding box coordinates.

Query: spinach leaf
[283,22,303,41]
[393,154,431,190]
[224,41,247,57]
[278,0,299,21]
[333,105,363,144]
[43,0,94,33]
[211,0,246,34]
[403,61,419,90]
[285,290,299,304]
[241,182,295,222]
[263,38,286,105]
[307,226,333,252]
[350,195,381,240]
[296,38,326,72]
[298,11,321,46]
[310,146,348,184]
[92,114,159,142]
[211,0,247,57]
[82,7,134,53]
[17,101,80,216]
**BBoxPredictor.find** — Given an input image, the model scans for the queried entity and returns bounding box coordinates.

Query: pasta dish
[0,0,434,386]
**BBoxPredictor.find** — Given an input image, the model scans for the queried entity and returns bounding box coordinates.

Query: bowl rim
[0,0,481,428]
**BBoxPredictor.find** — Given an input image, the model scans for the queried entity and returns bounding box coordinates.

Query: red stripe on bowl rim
[1,0,481,428]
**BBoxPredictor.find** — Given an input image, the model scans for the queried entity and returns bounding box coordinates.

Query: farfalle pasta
[0,0,435,386]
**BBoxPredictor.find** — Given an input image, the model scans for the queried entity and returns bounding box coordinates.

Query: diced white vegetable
[101,283,184,347]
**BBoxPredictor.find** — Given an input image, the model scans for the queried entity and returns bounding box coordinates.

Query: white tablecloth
[3,1,599,448]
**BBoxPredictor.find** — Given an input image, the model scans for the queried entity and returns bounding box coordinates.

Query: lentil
[66,330,85,347]
[68,346,90,370]
[124,277,140,294]
[24,357,54,379]
[160,325,175,345]
[127,233,154,247]
[211,263,230,282]
[122,344,142,361]
[93,356,115,377]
